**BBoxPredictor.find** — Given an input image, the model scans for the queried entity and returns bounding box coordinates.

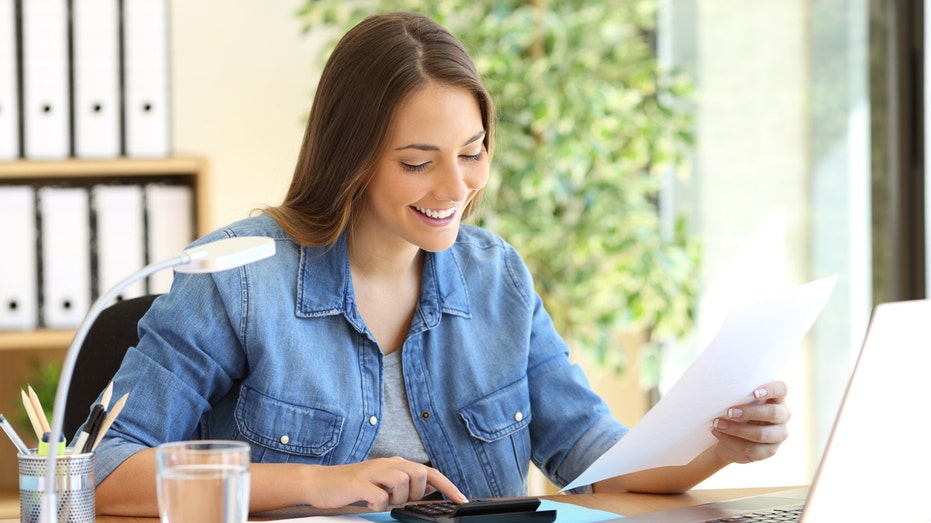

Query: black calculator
[390,498,557,523]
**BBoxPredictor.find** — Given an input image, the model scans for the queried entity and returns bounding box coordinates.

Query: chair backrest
[63,294,160,438]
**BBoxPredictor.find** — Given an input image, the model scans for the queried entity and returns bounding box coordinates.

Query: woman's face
[359,82,489,254]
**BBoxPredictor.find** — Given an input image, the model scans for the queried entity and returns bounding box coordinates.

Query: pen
[0,413,30,455]
[79,403,107,454]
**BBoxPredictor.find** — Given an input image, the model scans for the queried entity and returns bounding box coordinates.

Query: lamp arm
[41,253,191,523]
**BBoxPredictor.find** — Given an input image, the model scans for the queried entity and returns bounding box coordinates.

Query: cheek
[466,163,490,191]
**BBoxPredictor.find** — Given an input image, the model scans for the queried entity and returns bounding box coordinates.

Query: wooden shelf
[0,156,206,177]
[0,156,211,233]
[0,330,74,352]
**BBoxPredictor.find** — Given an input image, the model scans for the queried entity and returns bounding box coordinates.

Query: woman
[95,11,790,516]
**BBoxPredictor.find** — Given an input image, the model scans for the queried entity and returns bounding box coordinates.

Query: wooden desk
[0,486,797,522]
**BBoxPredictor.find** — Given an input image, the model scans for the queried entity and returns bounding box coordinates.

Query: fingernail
[753,388,768,400]
[728,408,743,418]
[713,419,727,430]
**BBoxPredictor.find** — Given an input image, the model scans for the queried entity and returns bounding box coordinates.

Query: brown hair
[265,11,495,247]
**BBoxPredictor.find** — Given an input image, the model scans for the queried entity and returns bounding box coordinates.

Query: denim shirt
[94,213,629,498]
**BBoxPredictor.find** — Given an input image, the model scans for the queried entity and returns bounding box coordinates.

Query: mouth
[413,206,458,220]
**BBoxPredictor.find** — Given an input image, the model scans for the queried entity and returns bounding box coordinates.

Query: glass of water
[156,440,250,523]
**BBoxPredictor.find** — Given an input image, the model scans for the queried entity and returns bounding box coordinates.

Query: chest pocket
[458,377,532,496]
[235,385,344,464]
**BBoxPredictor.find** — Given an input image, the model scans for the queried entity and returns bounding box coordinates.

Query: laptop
[615,299,931,522]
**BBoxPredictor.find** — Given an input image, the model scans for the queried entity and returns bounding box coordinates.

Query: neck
[347,229,423,281]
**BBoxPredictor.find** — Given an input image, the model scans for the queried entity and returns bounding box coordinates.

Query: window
[656,0,905,487]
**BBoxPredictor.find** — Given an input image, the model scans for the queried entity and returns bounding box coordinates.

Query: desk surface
[0,486,798,522]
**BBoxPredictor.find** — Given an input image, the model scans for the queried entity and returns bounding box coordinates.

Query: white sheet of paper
[562,275,837,491]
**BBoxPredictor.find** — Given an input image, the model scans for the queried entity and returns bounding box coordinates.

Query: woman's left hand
[710,381,791,464]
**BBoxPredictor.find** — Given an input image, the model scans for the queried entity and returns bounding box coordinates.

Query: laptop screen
[802,299,931,522]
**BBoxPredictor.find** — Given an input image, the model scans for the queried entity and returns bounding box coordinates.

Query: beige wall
[169,1,326,231]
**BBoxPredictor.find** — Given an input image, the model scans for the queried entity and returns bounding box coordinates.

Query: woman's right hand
[301,456,468,511]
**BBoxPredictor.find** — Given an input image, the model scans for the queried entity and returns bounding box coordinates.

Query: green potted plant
[295,0,699,386]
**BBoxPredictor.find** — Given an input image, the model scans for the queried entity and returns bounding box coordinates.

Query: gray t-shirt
[367,350,431,464]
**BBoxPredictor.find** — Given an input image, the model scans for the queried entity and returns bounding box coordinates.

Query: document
[73,0,121,158]
[21,0,70,159]
[562,275,837,491]
[39,187,92,328]
[0,186,38,330]
[145,184,195,293]
[0,0,18,159]
[93,185,146,301]
[123,0,171,157]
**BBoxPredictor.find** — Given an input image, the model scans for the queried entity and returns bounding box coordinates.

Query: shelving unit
[0,157,210,500]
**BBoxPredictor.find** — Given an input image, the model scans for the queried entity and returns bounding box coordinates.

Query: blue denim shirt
[94,213,629,498]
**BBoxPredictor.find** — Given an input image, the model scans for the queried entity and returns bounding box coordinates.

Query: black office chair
[63,294,160,438]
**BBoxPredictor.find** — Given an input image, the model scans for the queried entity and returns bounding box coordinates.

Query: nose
[435,163,470,203]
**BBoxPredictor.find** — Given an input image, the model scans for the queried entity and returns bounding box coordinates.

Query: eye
[460,149,485,162]
[401,162,430,172]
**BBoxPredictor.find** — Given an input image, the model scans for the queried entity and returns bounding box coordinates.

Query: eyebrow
[394,130,486,152]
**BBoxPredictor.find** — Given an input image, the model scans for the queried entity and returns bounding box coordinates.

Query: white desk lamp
[40,236,276,522]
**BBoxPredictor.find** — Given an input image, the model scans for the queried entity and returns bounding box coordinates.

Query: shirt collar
[295,232,472,327]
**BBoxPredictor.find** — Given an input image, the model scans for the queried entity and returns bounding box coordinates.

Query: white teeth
[415,206,456,219]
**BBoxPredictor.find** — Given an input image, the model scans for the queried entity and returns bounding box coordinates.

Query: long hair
[265,11,495,247]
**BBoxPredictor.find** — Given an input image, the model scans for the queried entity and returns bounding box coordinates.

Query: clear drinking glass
[156,440,250,523]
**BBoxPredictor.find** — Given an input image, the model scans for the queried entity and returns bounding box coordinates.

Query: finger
[711,429,782,463]
[425,467,469,503]
[404,463,429,501]
[712,417,788,444]
[751,381,788,403]
[726,402,791,425]
[387,475,411,506]
[359,484,391,512]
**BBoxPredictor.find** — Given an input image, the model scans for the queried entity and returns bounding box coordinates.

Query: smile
[413,206,457,220]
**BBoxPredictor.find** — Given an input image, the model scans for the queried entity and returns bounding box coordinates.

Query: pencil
[27,385,50,433]
[91,392,129,452]
[20,389,43,440]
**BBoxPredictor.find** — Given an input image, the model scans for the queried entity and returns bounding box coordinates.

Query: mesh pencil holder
[18,451,95,523]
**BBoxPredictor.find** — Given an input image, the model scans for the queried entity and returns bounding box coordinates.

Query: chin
[417,233,459,253]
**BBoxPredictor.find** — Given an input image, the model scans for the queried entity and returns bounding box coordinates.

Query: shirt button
[369,416,378,426]
[514,411,523,422]
[420,411,431,420]
[279,435,290,445]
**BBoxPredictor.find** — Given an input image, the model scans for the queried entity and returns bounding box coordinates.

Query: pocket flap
[236,385,343,456]
[458,377,532,442]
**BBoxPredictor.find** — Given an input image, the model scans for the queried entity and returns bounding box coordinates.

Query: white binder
[123,0,171,157]
[92,185,146,301]
[145,184,194,293]
[0,187,38,330]
[21,0,70,159]
[73,0,121,158]
[39,187,92,328]
[0,0,18,160]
